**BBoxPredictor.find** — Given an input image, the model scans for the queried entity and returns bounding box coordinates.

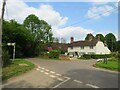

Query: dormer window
[90,45,93,49]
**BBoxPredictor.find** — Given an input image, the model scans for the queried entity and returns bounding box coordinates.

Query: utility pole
[2,0,6,20]
[0,0,6,62]
[0,0,7,89]
[0,0,6,44]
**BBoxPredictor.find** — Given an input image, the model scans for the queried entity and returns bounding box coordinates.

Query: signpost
[7,43,16,61]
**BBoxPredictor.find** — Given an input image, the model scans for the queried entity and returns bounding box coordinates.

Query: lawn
[2,59,35,81]
[95,58,120,71]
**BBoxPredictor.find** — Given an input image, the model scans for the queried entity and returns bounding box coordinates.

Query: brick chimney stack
[70,37,74,43]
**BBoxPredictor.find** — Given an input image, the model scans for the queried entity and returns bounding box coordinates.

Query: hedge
[2,49,11,67]
[82,54,112,59]
[49,50,60,59]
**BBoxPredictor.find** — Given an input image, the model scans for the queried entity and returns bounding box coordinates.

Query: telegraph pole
[0,0,7,89]
[0,0,6,63]
[0,0,6,43]
[2,0,6,20]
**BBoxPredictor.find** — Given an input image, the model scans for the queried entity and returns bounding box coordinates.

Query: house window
[88,52,95,54]
[79,52,85,55]
[81,46,84,49]
[70,47,73,49]
[90,46,93,49]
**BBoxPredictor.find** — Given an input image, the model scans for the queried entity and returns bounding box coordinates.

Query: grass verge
[95,58,120,71]
[2,59,35,81]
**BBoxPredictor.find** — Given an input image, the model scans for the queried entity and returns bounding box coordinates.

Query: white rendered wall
[95,41,111,54]
[68,46,96,54]
[68,41,111,55]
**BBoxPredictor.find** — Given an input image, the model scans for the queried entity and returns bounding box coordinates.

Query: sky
[0,0,119,42]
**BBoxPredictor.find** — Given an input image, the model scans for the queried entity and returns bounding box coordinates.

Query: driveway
[3,58,118,88]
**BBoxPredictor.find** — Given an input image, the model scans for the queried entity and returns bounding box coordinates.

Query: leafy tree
[95,34,105,42]
[2,14,53,57]
[61,37,66,43]
[85,33,95,41]
[115,41,120,52]
[53,37,59,43]
[2,20,34,57]
[23,14,53,55]
[23,14,40,33]
[105,33,117,52]
[23,14,53,43]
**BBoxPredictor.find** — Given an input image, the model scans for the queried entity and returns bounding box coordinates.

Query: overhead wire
[62,4,119,28]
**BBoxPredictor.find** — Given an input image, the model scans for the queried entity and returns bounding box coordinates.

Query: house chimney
[70,37,74,43]
[97,36,100,41]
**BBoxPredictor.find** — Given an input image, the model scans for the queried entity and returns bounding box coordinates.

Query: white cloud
[0,0,95,42]
[1,0,68,27]
[90,0,118,2]
[86,5,114,19]
[52,26,94,42]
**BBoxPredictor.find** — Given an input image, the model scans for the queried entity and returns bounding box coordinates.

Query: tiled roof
[51,43,69,52]
[68,39,98,47]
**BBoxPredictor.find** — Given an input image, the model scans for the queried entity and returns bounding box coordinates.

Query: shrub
[82,54,91,59]
[40,52,48,56]
[49,50,60,59]
[2,49,11,67]
[81,54,112,59]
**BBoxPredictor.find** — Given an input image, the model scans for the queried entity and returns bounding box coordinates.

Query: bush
[49,50,60,59]
[82,54,91,59]
[2,49,11,67]
[40,52,48,56]
[81,54,112,59]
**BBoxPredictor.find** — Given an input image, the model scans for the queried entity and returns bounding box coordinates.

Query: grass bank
[2,59,35,81]
[95,58,120,71]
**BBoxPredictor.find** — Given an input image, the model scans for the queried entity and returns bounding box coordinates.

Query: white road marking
[50,71,55,74]
[50,75,56,78]
[52,77,70,88]
[73,80,82,84]
[57,78,64,81]
[44,72,49,75]
[41,68,45,70]
[56,74,62,76]
[36,68,40,71]
[40,70,44,73]
[38,66,41,68]
[64,76,70,79]
[45,69,49,72]
[86,84,100,88]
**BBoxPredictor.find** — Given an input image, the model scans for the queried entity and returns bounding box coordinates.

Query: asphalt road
[3,58,119,88]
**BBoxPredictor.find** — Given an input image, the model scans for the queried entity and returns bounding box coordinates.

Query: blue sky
[26,2,118,41]
[1,0,118,42]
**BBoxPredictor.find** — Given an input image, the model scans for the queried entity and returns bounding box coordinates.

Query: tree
[114,41,120,52]
[38,20,53,43]
[95,34,105,42]
[23,14,53,55]
[61,37,66,43]
[105,33,117,52]
[85,33,95,41]
[53,37,60,43]
[2,20,34,57]
[23,14,53,43]
[23,14,40,33]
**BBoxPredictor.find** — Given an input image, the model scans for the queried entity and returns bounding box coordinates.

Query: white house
[68,37,111,57]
